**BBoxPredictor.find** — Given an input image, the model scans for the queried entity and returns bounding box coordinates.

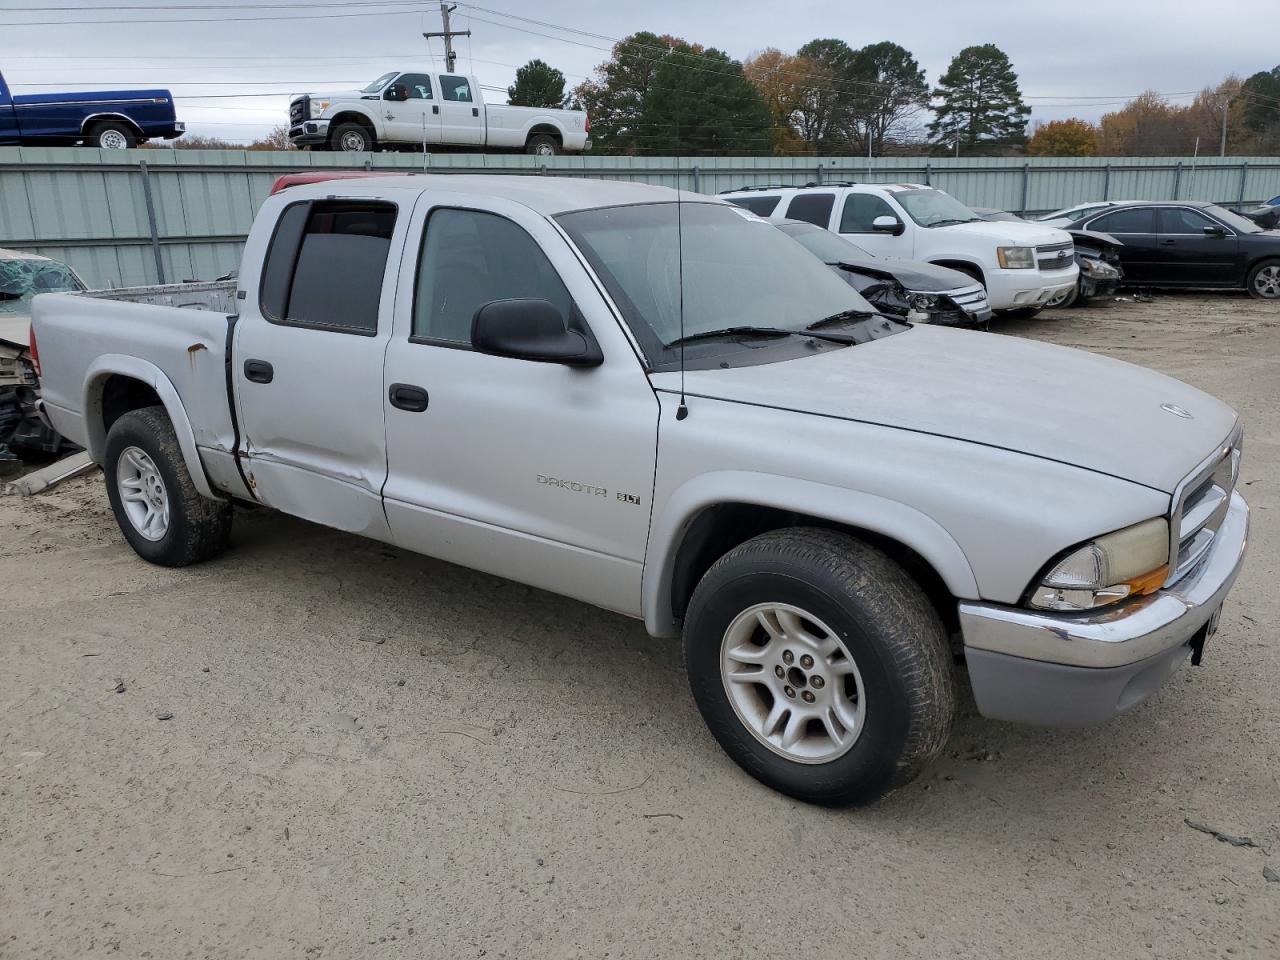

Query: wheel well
[931,260,985,287]
[526,125,562,145]
[82,114,144,138]
[330,111,376,139]
[98,375,162,435]
[668,503,960,637]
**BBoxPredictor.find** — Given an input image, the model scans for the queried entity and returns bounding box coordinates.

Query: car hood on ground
[946,219,1073,247]
[652,325,1236,493]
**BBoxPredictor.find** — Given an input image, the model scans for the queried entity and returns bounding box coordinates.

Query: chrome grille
[1167,426,1242,585]
[942,284,990,314]
[1035,241,1075,271]
[289,96,308,126]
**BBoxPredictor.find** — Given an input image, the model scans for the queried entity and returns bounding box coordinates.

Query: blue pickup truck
[0,70,185,149]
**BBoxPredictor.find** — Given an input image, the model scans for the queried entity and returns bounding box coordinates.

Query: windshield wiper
[666,325,864,348]
[926,218,974,227]
[807,308,907,332]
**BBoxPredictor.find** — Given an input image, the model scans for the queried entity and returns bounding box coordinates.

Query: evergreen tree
[929,44,1031,149]
[637,48,773,155]
[507,59,568,109]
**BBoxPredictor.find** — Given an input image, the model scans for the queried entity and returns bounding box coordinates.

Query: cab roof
[271,173,708,216]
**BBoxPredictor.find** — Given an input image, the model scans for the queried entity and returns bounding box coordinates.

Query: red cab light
[268,170,409,195]
[28,321,40,377]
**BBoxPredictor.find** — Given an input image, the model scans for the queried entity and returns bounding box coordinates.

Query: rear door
[437,75,483,146]
[836,192,915,257]
[233,194,411,540]
[1086,207,1160,283]
[1155,206,1240,286]
[381,72,441,146]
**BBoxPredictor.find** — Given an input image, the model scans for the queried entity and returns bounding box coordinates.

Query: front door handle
[388,383,429,412]
[1159,239,1176,245]
[243,359,274,383]
[472,107,479,117]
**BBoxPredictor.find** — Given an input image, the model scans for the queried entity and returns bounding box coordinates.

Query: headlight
[996,246,1036,269]
[309,98,331,117]
[1027,518,1169,612]
[908,292,939,311]
[1081,259,1118,278]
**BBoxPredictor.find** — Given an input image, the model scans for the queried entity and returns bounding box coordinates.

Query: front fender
[83,354,217,501]
[641,470,980,638]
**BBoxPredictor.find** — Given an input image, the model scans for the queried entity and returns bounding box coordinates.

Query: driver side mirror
[1202,225,1227,238]
[471,298,602,367]
[385,84,408,102]
[872,215,905,236]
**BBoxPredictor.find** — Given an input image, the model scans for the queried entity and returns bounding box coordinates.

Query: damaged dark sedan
[772,219,992,328]
[1044,229,1125,308]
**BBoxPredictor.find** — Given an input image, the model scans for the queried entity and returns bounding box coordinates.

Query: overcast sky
[1,0,1275,144]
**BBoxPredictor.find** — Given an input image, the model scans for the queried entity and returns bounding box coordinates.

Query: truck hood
[656,326,1236,493]
[944,219,1073,247]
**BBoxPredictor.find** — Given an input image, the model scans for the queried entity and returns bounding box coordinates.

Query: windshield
[896,189,981,228]
[777,223,873,263]
[0,257,85,318]
[361,71,399,93]
[1205,205,1263,235]
[557,203,878,360]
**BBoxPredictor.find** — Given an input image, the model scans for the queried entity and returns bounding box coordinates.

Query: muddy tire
[103,407,232,567]
[683,527,955,806]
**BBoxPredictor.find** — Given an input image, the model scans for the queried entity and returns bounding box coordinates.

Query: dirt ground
[2,292,1278,960]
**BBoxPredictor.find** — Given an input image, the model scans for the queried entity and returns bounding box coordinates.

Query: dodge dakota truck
[0,69,185,149]
[289,70,589,155]
[31,176,1249,805]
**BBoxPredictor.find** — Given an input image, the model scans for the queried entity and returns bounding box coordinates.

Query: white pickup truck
[720,182,1079,315]
[32,175,1249,805]
[289,70,590,156]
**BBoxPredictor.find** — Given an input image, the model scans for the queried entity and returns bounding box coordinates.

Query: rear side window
[728,195,781,216]
[259,200,397,335]
[440,76,473,102]
[1090,208,1156,234]
[413,208,573,345]
[785,192,836,227]
[839,194,897,233]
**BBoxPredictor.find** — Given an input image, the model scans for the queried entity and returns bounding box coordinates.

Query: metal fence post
[137,160,166,285]
[1173,162,1183,200]
[1020,162,1030,215]
[815,163,823,185]
[1237,161,1249,209]
[691,164,700,194]
[1102,163,1110,201]
[924,161,931,186]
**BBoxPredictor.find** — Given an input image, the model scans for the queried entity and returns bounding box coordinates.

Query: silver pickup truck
[31,175,1249,805]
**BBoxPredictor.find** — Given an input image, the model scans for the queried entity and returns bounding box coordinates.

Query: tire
[997,306,1044,321]
[89,122,138,150]
[103,407,232,567]
[330,122,374,153]
[1045,284,1079,309]
[683,527,956,806]
[1246,259,1280,300]
[525,133,561,156]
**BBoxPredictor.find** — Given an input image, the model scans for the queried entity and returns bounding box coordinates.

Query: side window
[259,200,396,335]
[1161,207,1217,234]
[1090,208,1156,234]
[397,73,433,99]
[839,194,897,233]
[728,195,781,216]
[413,208,573,345]
[439,76,473,103]
[785,193,836,227]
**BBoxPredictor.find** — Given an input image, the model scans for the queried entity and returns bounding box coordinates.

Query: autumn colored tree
[1098,91,1182,155]
[1027,118,1098,156]
[743,48,814,154]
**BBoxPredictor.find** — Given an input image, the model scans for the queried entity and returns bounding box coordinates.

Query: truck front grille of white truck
[1167,426,1242,586]
[1035,241,1075,271]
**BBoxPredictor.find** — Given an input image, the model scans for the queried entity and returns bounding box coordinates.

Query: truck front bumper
[958,491,1249,727]
[289,120,330,147]
[985,266,1078,312]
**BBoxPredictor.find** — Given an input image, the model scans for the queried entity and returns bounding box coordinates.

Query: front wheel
[683,528,955,806]
[1247,259,1280,300]
[330,122,374,153]
[104,407,232,567]
[1045,284,1079,309]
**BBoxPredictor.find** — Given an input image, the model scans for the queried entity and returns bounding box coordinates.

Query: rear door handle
[243,359,274,383]
[388,383,429,412]
[1159,239,1176,245]
[432,104,439,115]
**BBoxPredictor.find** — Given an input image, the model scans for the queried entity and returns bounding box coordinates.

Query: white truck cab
[720,183,1078,314]
[289,69,590,156]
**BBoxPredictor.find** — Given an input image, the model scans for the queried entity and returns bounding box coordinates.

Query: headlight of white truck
[1027,517,1169,612]
[996,246,1036,269]
[309,98,331,117]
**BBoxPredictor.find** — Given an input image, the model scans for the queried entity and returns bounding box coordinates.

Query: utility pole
[423,2,470,74]
[1220,94,1230,157]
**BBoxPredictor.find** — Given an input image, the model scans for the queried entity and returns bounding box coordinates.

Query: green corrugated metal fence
[2,146,1278,289]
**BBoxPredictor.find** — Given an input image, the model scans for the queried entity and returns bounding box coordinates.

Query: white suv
[721,182,1078,314]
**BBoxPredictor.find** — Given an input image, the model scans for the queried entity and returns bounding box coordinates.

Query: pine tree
[929,44,1031,150]
[507,59,568,109]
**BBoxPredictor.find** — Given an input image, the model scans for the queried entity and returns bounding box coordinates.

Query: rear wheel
[683,528,955,806]
[89,122,138,150]
[525,133,561,156]
[1247,259,1280,300]
[104,407,232,567]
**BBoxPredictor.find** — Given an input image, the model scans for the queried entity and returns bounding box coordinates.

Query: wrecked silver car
[1,249,85,462]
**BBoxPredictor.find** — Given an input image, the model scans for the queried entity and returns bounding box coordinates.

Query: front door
[1087,207,1161,284]
[381,197,659,615]
[437,75,483,146]
[1155,206,1240,286]
[233,194,411,540]
[381,72,441,146]
[835,192,914,257]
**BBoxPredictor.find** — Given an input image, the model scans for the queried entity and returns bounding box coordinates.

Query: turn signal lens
[1028,518,1170,612]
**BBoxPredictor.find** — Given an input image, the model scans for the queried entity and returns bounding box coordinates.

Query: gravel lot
[2,292,1278,959]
